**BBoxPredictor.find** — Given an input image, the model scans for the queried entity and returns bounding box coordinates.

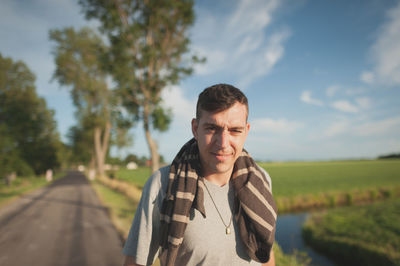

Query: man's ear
[191,118,198,139]
[245,122,250,138]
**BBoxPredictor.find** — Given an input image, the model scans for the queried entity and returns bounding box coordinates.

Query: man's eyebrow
[202,122,245,130]
[202,122,220,128]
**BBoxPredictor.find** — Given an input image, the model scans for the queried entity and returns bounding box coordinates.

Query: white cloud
[300,90,324,106]
[331,100,359,113]
[353,116,400,137]
[321,115,400,139]
[345,87,367,96]
[193,47,227,76]
[228,0,278,37]
[331,97,371,113]
[322,120,349,138]
[355,97,371,109]
[362,2,400,86]
[326,85,340,97]
[191,0,289,88]
[250,118,303,134]
[238,28,290,88]
[360,71,375,84]
[161,86,196,122]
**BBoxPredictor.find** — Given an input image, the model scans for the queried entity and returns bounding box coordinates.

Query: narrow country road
[0,171,124,266]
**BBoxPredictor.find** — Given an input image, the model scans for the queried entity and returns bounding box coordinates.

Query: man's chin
[213,162,234,174]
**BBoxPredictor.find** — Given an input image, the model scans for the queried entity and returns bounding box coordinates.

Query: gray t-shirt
[122,165,272,265]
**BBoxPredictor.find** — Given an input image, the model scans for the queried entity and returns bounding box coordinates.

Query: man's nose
[216,129,229,148]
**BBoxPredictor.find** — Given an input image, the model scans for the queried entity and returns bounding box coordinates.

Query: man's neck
[203,171,232,187]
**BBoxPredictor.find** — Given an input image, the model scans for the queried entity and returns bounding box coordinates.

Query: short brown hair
[196,84,248,120]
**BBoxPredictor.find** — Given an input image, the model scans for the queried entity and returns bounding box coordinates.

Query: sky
[1,0,400,162]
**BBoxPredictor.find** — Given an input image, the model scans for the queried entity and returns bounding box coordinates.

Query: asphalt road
[0,171,124,266]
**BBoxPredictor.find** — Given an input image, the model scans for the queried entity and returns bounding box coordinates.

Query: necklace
[202,180,233,235]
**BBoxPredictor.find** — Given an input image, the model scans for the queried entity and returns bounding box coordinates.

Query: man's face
[192,102,250,178]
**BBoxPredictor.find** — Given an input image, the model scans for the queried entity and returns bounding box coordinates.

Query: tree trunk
[94,127,104,177]
[89,153,96,172]
[144,127,159,173]
[94,123,111,177]
[143,104,159,173]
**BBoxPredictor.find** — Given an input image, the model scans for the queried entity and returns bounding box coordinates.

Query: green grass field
[116,160,400,197]
[260,159,400,197]
[302,198,400,265]
[113,167,152,188]
[115,160,400,212]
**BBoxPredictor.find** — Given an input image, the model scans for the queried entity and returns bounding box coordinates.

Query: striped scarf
[159,138,277,265]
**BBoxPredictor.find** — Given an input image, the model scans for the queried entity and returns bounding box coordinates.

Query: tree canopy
[78,0,202,171]
[0,53,61,176]
[50,27,132,176]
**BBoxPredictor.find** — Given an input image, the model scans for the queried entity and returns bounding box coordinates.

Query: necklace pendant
[226,227,231,235]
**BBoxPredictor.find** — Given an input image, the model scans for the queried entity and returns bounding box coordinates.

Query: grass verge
[91,180,139,240]
[0,171,65,208]
[276,185,400,213]
[302,198,400,265]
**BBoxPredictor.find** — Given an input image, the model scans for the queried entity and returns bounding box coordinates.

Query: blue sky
[1,0,400,162]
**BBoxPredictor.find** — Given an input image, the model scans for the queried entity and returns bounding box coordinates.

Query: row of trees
[1,1,202,178]
[0,54,62,177]
[49,0,202,175]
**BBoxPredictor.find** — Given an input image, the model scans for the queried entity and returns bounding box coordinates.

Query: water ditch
[275,212,335,266]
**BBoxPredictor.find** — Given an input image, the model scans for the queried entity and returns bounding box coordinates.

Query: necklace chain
[202,180,233,234]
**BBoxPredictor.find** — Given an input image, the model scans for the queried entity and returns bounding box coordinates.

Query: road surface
[0,171,124,266]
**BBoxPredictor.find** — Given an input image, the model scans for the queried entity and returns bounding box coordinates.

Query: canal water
[275,213,335,266]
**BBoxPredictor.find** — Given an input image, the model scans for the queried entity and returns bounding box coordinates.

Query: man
[123,84,277,266]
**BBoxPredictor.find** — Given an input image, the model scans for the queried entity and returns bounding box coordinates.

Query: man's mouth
[211,152,232,161]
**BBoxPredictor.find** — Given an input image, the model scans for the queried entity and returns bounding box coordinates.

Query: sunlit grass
[259,159,400,212]
[113,167,152,189]
[261,159,400,197]
[303,198,400,265]
[111,160,400,213]
[0,172,65,207]
[91,181,139,240]
[115,160,400,197]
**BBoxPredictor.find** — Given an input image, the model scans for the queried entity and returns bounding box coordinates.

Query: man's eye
[231,129,242,134]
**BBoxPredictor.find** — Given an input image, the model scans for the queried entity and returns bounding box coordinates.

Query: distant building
[126,162,138,170]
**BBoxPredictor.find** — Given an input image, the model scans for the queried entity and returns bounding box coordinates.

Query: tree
[79,0,202,172]
[50,27,131,177]
[0,125,33,178]
[67,123,95,168]
[378,153,400,159]
[0,53,61,175]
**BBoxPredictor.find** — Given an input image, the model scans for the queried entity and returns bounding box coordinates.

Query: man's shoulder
[157,165,171,178]
[151,165,171,184]
[142,165,171,196]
